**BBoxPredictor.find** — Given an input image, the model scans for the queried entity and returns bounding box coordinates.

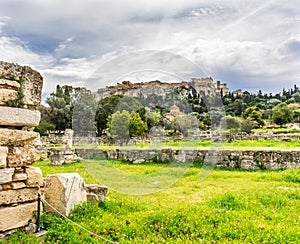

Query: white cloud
[0,0,299,94]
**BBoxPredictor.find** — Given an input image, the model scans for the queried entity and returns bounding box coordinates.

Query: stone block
[49,153,65,166]
[0,89,18,106]
[0,202,37,232]
[0,61,43,109]
[0,128,38,146]
[0,107,41,127]
[12,173,27,181]
[0,187,39,205]
[0,78,20,89]
[0,168,15,184]
[0,183,12,191]
[20,67,43,108]
[7,145,38,167]
[85,184,108,202]
[12,182,26,189]
[44,173,87,216]
[25,167,43,187]
[86,193,99,203]
[0,146,8,168]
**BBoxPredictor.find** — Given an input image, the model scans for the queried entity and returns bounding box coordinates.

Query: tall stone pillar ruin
[0,61,44,235]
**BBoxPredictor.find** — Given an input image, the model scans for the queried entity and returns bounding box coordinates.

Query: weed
[282,169,300,183]
[210,192,244,210]
[7,78,24,108]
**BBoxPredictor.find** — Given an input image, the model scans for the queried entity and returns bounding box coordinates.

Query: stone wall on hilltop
[96,78,239,101]
[97,80,190,99]
[0,61,44,236]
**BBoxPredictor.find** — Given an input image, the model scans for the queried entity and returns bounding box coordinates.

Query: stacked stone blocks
[0,61,43,234]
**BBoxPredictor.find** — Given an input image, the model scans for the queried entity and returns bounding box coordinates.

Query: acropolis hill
[97,77,243,99]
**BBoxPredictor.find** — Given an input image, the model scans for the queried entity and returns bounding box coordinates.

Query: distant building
[164,104,185,121]
[190,77,230,96]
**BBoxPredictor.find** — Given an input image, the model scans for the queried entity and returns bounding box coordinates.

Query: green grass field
[5,160,300,243]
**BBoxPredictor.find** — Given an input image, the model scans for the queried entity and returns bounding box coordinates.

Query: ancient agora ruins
[0,60,299,242]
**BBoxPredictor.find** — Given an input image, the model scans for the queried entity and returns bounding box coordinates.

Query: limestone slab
[0,128,38,146]
[44,173,86,216]
[0,107,41,127]
[0,202,36,232]
[12,173,28,181]
[12,182,26,189]
[0,168,14,184]
[0,89,18,106]
[0,187,38,205]
[0,146,8,168]
[7,145,38,167]
[25,167,43,187]
[0,79,20,89]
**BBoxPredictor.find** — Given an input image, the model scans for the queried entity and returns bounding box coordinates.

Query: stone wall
[76,148,300,170]
[0,61,43,236]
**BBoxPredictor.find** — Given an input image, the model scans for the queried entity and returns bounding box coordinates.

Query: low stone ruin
[0,61,43,236]
[44,173,107,216]
[49,129,81,166]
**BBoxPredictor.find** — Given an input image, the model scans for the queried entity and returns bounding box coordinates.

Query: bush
[220,115,241,130]
[34,121,56,136]
[240,118,258,134]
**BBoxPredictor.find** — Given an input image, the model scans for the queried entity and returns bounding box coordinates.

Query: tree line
[35,84,300,137]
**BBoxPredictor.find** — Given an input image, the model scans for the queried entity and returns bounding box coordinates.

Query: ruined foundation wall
[76,148,300,170]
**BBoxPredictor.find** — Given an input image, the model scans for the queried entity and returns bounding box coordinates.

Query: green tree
[176,114,199,137]
[241,106,264,127]
[72,89,97,136]
[95,95,123,135]
[108,110,130,145]
[40,85,80,131]
[221,115,241,131]
[115,96,142,113]
[145,111,162,129]
[240,118,258,134]
[129,112,148,136]
[34,121,56,136]
[292,92,300,103]
[272,104,294,126]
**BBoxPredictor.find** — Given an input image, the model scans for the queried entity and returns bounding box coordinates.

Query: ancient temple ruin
[0,61,43,235]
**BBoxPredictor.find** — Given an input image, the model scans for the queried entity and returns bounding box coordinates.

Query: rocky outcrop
[96,78,235,100]
[97,80,190,99]
[0,61,43,236]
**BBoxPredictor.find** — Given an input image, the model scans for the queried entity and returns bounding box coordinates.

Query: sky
[0,0,299,95]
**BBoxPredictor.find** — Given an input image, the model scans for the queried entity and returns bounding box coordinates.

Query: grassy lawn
[5,160,300,243]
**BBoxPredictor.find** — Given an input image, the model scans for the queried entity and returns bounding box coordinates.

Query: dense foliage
[37,84,300,137]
